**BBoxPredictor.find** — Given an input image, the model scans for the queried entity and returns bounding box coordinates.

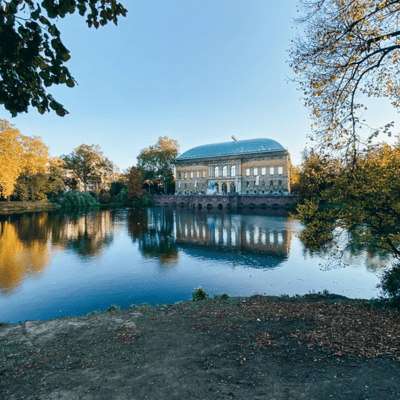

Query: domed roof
[177,138,285,160]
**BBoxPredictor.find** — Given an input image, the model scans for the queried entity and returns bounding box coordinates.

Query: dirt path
[1,295,400,399]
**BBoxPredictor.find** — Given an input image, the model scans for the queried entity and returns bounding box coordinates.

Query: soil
[1,295,400,400]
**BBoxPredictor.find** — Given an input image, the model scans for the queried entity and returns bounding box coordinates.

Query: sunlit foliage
[0,119,51,199]
[137,136,179,195]
[296,142,400,258]
[290,0,400,159]
[0,0,127,117]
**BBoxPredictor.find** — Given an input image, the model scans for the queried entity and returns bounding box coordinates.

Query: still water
[0,207,391,323]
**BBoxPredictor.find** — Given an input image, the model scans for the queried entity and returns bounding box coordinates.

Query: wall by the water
[150,194,297,210]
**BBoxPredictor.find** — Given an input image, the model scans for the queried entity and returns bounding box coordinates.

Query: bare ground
[1,295,400,400]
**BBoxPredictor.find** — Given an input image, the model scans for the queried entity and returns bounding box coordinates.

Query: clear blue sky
[2,0,398,170]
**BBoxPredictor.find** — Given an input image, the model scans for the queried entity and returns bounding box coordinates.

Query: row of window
[178,165,284,179]
[246,166,283,176]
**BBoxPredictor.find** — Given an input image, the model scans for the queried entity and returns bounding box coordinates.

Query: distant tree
[14,157,65,201]
[61,144,114,192]
[137,136,179,195]
[0,119,50,200]
[110,181,126,197]
[0,0,127,117]
[126,166,143,201]
[289,0,400,160]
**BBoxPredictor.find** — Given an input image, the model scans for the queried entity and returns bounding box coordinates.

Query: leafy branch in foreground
[289,0,400,161]
[0,0,127,117]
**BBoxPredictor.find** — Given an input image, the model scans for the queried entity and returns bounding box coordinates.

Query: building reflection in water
[174,209,292,269]
[126,208,293,269]
[0,210,118,293]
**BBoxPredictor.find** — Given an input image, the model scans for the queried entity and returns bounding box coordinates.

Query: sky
[2,0,399,170]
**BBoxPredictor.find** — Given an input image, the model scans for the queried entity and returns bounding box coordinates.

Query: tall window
[178,172,181,179]
[261,167,266,175]
[254,167,258,176]
[197,171,200,178]
[269,166,274,175]
[231,165,236,176]
[203,170,206,178]
[185,172,188,179]
[278,166,283,174]
[246,168,250,176]
[223,166,228,177]
[215,166,219,177]
[190,171,194,178]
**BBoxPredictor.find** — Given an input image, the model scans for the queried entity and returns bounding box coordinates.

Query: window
[190,183,193,188]
[261,167,266,175]
[190,171,194,178]
[231,165,236,176]
[269,166,274,175]
[254,167,258,176]
[246,181,250,187]
[278,180,282,186]
[270,180,274,186]
[185,172,188,179]
[214,166,219,177]
[203,170,206,178]
[246,168,250,176]
[278,166,283,174]
[196,171,200,178]
[223,166,228,177]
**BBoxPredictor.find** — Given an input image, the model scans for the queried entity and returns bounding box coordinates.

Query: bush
[378,263,400,305]
[99,193,111,204]
[192,287,210,302]
[61,190,99,207]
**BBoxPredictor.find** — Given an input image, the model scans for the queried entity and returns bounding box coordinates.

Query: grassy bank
[0,201,57,214]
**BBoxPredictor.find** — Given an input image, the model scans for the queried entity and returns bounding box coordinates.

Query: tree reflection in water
[127,209,179,265]
[0,210,117,292]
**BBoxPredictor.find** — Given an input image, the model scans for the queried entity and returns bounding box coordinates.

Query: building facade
[175,138,291,195]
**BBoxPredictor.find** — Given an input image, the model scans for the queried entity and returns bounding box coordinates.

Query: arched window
[222,166,228,177]
[231,165,236,176]
[215,166,219,177]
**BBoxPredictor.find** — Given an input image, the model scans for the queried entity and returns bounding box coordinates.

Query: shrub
[106,304,120,312]
[99,193,111,204]
[192,287,210,302]
[378,263,400,304]
[61,190,99,207]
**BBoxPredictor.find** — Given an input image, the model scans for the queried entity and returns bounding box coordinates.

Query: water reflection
[174,209,292,268]
[127,209,178,265]
[0,210,117,293]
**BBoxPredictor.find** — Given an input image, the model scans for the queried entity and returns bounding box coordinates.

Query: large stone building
[175,138,291,195]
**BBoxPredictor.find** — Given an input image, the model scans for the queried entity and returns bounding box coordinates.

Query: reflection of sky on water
[0,207,393,323]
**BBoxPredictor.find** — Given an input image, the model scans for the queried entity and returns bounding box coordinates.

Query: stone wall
[150,194,297,209]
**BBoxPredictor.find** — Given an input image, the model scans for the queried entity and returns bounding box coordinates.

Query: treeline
[0,120,179,207]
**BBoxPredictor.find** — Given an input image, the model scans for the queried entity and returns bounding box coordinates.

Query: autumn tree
[290,0,400,161]
[296,142,400,258]
[126,166,143,201]
[61,144,114,192]
[137,136,179,195]
[0,0,127,117]
[0,119,51,200]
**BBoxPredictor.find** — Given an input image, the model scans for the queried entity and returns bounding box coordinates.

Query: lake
[0,207,391,323]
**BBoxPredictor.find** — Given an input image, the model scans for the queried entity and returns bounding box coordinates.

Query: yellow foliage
[0,119,50,198]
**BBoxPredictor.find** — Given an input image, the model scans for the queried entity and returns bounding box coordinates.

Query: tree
[296,142,400,259]
[61,144,114,192]
[0,119,50,199]
[289,0,400,161]
[126,166,142,201]
[14,156,65,200]
[0,0,127,117]
[137,136,179,195]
